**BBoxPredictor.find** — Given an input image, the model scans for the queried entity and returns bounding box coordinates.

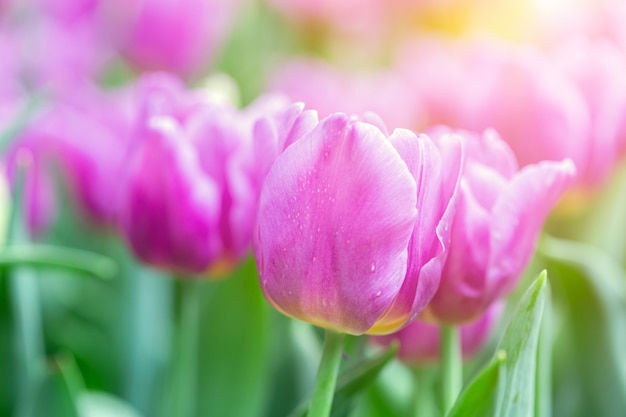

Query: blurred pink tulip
[119,0,239,78]
[254,114,462,335]
[373,302,503,365]
[552,39,626,184]
[269,59,423,131]
[119,79,311,275]
[1,12,111,96]
[3,73,204,234]
[397,38,592,182]
[423,128,576,324]
[119,115,223,274]
[4,87,133,233]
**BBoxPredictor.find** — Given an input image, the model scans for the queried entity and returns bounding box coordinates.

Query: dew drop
[370,263,376,272]
[376,290,381,297]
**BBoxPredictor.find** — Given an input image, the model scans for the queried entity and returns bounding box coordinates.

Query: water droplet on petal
[376,290,381,297]
[370,263,376,272]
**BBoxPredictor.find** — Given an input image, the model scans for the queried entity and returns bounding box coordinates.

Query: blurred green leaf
[575,164,626,264]
[193,258,272,417]
[0,244,117,279]
[78,392,143,417]
[33,354,84,417]
[540,235,626,417]
[6,154,46,417]
[449,271,548,417]
[213,3,301,105]
[348,359,413,417]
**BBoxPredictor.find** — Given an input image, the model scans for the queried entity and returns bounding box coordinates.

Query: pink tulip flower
[119,0,239,78]
[397,38,591,182]
[119,83,312,275]
[254,114,462,335]
[423,128,576,324]
[3,87,133,233]
[3,73,204,234]
[373,302,503,365]
[269,59,423,131]
[552,39,626,184]
[0,0,121,96]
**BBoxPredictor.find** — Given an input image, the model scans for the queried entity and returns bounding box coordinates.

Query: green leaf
[7,156,46,417]
[449,271,548,417]
[0,244,117,279]
[349,358,414,417]
[33,354,84,417]
[287,343,399,417]
[78,392,143,417]
[539,235,626,417]
[193,258,273,417]
[448,351,507,417]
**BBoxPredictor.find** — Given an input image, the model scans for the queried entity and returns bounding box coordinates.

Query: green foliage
[195,259,273,417]
[288,341,399,417]
[449,272,548,417]
[540,235,626,417]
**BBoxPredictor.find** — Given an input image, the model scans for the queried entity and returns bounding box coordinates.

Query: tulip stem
[308,329,345,417]
[172,278,202,417]
[440,325,462,415]
[412,367,437,417]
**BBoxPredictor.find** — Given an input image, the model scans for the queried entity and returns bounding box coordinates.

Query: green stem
[412,367,437,417]
[125,266,172,416]
[10,268,44,417]
[7,153,45,417]
[440,325,462,415]
[308,330,345,417]
[171,278,202,417]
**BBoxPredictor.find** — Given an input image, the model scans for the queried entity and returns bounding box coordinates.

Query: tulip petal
[370,129,462,334]
[256,114,418,334]
[423,177,493,323]
[487,159,576,297]
[121,116,221,274]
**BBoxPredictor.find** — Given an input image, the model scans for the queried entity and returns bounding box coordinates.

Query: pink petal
[120,116,221,274]
[370,129,462,334]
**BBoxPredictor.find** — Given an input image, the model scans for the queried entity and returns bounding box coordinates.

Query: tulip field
[2,0,626,416]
